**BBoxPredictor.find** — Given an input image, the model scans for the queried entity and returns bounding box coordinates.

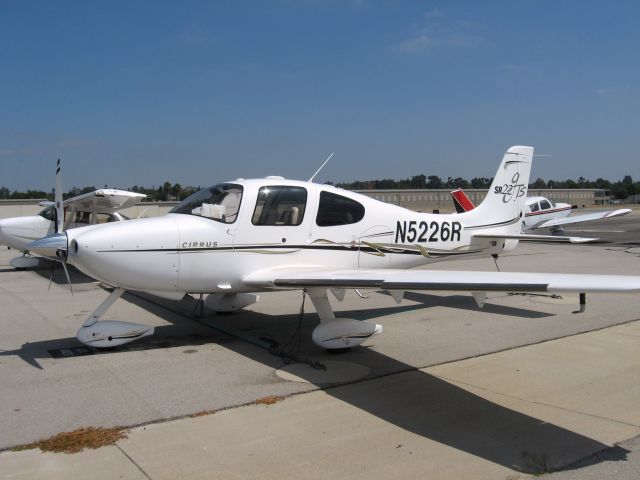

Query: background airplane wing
[244,268,640,294]
[531,208,632,229]
[64,189,146,213]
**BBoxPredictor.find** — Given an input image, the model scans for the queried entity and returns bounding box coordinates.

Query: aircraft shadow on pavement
[128,293,630,473]
[386,290,554,318]
[1,291,627,473]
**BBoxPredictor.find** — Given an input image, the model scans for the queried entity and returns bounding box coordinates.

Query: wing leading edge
[65,189,146,213]
[243,268,640,294]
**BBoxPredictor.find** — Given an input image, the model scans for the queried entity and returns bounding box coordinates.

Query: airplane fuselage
[523,196,572,229]
[65,179,515,299]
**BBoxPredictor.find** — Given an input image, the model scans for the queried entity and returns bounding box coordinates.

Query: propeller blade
[54,159,64,233]
[60,259,74,296]
[48,260,56,290]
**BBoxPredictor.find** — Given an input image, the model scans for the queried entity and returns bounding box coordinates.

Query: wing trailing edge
[472,233,597,244]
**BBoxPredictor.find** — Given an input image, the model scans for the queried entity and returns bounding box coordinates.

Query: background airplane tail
[464,146,533,233]
[451,188,475,213]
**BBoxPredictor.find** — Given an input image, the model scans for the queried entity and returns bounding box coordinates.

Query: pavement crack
[116,444,153,480]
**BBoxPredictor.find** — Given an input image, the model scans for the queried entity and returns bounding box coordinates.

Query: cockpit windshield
[39,206,56,221]
[170,184,243,224]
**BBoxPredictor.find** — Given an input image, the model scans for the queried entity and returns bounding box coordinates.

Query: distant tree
[172,183,182,200]
[531,178,546,189]
[470,177,491,188]
[426,175,442,189]
[410,174,427,189]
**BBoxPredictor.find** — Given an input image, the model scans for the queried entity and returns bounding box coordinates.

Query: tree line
[0,182,200,202]
[1,175,638,201]
[334,174,639,200]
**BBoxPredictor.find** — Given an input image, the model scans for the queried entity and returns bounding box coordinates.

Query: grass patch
[254,395,284,406]
[11,427,126,454]
[190,409,217,418]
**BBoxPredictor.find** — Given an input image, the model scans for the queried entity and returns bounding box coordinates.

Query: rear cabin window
[529,202,540,212]
[252,186,307,226]
[539,199,552,210]
[316,191,365,227]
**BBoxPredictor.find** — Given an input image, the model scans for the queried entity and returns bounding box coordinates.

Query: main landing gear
[308,288,382,350]
[76,288,154,347]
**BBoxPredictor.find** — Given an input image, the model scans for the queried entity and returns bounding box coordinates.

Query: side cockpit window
[540,199,551,210]
[170,184,243,224]
[316,191,365,226]
[252,186,307,226]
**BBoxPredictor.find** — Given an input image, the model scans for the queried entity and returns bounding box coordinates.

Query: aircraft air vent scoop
[265,175,285,179]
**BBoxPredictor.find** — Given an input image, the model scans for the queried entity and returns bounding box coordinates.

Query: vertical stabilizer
[465,146,533,233]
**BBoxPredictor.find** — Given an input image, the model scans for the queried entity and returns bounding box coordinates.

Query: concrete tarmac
[1,214,640,478]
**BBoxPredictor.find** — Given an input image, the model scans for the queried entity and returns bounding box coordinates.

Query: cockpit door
[233,185,312,253]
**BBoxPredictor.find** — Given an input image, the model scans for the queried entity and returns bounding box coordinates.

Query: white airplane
[451,189,631,232]
[29,146,640,351]
[0,162,146,269]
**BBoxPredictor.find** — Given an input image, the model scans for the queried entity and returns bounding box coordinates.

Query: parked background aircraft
[29,146,640,351]
[0,187,145,269]
[451,188,630,232]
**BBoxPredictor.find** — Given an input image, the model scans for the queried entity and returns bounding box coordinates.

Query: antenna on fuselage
[308,152,334,183]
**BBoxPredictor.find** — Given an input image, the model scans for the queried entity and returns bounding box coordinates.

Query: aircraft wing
[64,189,146,213]
[243,268,640,294]
[530,208,632,230]
[471,233,597,243]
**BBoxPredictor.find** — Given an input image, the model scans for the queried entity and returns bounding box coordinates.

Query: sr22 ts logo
[494,172,527,203]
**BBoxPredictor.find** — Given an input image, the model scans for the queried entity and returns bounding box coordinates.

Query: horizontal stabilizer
[472,233,597,244]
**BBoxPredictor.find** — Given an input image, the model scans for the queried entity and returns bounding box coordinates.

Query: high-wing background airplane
[29,146,640,351]
[0,162,146,269]
[451,188,631,232]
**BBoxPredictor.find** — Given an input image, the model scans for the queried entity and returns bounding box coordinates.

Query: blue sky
[1,1,639,191]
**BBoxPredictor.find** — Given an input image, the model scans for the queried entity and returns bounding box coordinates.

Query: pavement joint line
[116,444,153,480]
[430,374,640,431]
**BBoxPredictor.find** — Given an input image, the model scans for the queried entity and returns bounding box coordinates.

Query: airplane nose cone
[69,217,181,293]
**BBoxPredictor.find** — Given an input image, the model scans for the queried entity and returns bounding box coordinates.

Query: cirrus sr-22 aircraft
[29,146,640,350]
